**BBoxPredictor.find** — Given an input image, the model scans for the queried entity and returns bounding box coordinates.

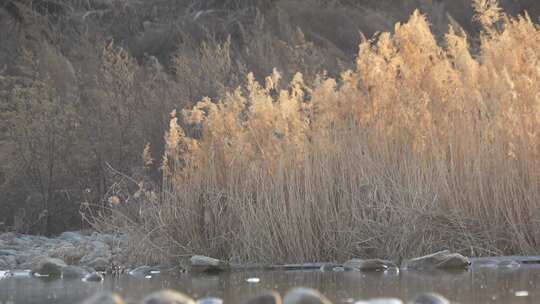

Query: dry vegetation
[96,1,540,265]
[2,0,540,265]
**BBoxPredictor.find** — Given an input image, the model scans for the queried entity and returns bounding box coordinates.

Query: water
[1,262,540,304]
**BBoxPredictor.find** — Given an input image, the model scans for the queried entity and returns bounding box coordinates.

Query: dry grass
[2,0,540,258]
[103,3,540,265]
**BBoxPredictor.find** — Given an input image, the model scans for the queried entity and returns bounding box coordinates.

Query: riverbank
[3,231,540,275]
[3,243,540,304]
[4,231,540,304]
[0,231,124,273]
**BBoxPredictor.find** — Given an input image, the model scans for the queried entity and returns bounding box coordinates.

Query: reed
[101,1,540,264]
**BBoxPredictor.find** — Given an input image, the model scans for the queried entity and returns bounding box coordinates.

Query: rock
[283,288,333,304]
[81,291,125,304]
[49,243,85,264]
[0,255,17,269]
[12,235,34,247]
[0,249,18,256]
[83,272,104,282]
[31,257,67,277]
[142,289,196,304]
[58,231,83,244]
[243,291,282,304]
[409,293,450,304]
[196,297,223,304]
[129,265,154,278]
[10,270,31,277]
[0,270,10,279]
[0,232,18,242]
[82,239,111,255]
[355,298,403,304]
[319,263,342,272]
[80,238,112,271]
[403,250,470,270]
[189,255,229,273]
[61,265,90,279]
[17,252,42,267]
[344,259,397,271]
[96,233,115,247]
[84,257,110,272]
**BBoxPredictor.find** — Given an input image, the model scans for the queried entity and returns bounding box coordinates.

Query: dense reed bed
[92,2,540,265]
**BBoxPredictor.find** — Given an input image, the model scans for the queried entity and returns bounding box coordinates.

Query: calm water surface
[1,262,540,304]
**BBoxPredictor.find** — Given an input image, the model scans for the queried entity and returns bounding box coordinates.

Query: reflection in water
[1,265,540,304]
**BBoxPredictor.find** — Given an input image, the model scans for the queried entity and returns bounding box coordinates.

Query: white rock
[82,272,104,282]
[11,270,31,277]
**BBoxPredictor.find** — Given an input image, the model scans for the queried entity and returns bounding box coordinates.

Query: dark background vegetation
[1,0,539,235]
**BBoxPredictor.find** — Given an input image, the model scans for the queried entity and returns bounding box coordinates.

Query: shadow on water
[2,265,540,304]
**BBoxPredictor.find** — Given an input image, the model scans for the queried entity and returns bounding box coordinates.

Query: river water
[1,260,540,304]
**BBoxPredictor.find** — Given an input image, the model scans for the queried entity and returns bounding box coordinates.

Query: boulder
[31,257,67,277]
[343,259,397,271]
[142,289,196,304]
[83,272,104,282]
[403,250,470,270]
[61,265,90,279]
[243,291,282,304]
[409,293,450,304]
[81,291,125,304]
[189,255,229,273]
[283,288,333,304]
